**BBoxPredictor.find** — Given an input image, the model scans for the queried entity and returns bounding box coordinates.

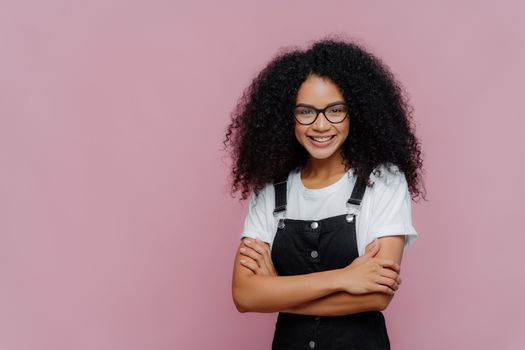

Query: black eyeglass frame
[293,102,350,125]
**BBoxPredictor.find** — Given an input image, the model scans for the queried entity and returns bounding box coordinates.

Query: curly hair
[224,38,425,201]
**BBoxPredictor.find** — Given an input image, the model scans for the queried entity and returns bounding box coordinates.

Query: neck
[301,152,349,179]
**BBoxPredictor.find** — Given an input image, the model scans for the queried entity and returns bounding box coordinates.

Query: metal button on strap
[310,250,319,258]
[278,219,285,229]
[346,214,354,223]
[310,221,318,229]
[308,340,316,348]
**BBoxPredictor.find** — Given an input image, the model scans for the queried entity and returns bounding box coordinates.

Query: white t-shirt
[240,164,418,256]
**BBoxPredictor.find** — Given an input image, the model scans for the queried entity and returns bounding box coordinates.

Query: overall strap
[347,176,368,206]
[273,170,371,218]
[273,176,288,215]
[345,171,372,223]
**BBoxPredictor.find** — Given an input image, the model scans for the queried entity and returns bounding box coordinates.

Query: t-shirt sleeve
[365,167,418,249]
[240,185,274,245]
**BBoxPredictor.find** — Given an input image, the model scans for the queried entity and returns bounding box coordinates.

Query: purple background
[1,1,524,349]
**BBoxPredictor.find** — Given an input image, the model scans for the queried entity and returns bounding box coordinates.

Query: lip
[307,135,336,148]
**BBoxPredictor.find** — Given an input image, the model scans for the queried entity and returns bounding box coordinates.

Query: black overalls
[270,173,390,350]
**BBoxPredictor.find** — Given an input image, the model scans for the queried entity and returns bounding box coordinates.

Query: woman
[225,38,424,350]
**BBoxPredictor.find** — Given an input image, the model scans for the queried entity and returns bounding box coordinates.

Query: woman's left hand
[239,238,278,276]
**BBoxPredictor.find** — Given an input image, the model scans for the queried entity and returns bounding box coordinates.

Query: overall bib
[270,173,390,350]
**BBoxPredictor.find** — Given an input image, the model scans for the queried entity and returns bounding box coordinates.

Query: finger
[376,276,399,291]
[248,238,268,256]
[379,267,399,281]
[257,238,272,256]
[388,273,402,285]
[364,239,380,257]
[375,259,401,272]
[239,246,261,258]
[249,239,272,265]
[370,283,395,295]
[260,251,272,273]
[239,257,259,273]
[242,239,265,262]
[254,239,275,274]
[239,247,263,265]
[243,240,276,275]
[242,238,254,247]
[262,240,272,253]
[245,238,267,256]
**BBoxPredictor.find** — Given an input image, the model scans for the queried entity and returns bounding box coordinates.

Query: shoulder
[365,163,409,201]
[249,183,273,209]
[369,163,406,187]
[249,168,298,209]
[362,164,418,250]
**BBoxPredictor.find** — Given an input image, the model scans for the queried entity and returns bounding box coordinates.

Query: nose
[312,112,330,131]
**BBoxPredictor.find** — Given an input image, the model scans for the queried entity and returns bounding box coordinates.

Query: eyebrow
[295,101,347,108]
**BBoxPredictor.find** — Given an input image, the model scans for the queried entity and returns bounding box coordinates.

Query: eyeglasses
[293,102,349,125]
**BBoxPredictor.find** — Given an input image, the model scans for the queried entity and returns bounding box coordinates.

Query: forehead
[295,75,344,107]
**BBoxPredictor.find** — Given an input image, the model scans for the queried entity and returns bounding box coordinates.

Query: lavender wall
[1,1,524,349]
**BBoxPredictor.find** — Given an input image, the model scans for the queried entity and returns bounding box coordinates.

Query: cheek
[343,120,350,135]
[340,121,350,141]
[294,124,305,143]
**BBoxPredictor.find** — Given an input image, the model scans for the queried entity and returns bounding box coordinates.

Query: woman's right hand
[338,239,402,295]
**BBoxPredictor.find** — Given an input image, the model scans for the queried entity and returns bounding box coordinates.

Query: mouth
[306,135,336,148]
[308,135,335,143]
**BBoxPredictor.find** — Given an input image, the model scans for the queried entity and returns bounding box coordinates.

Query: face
[294,75,350,162]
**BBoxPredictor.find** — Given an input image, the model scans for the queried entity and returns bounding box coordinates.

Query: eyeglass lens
[294,104,348,125]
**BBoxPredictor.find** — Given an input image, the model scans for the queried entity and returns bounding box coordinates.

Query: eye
[328,104,348,114]
[295,107,314,115]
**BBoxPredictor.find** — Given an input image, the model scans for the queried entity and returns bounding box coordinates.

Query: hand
[238,238,277,276]
[338,239,402,295]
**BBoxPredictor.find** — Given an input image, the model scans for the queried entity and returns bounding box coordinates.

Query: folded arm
[232,239,346,313]
[283,235,406,316]
[231,236,401,314]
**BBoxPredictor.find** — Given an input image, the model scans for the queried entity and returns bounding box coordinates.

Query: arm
[232,237,401,313]
[232,239,342,313]
[285,292,387,316]
[290,168,416,316]
[283,235,405,316]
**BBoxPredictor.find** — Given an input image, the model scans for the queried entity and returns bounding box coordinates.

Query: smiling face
[294,74,350,165]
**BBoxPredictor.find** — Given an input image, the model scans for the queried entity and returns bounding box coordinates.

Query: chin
[303,147,341,161]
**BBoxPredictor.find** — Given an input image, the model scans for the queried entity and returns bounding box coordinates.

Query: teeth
[312,136,333,142]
